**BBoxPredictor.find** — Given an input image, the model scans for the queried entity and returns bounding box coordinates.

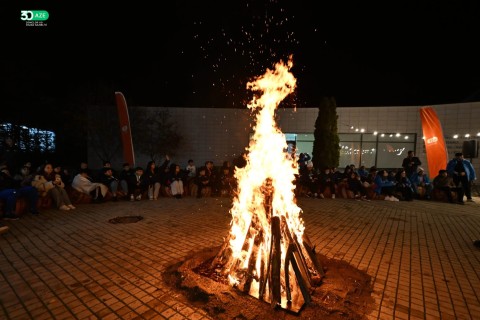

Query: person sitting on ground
[32,163,75,211]
[185,159,197,185]
[410,167,433,199]
[127,167,148,201]
[347,171,369,201]
[195,166,210,198]
[432,169,464,204]
[217,166,235,197]
[13,164,35,187]
[299,161,319,198]
[0,165,40,219]
[53,164,71,187]
[168,164,185,198]
[395,169,415,201]
[317,167,336,199]
[145,160,161,200]
[374,170,399,201]
[71,168,108,203]
[357,165,369,180]
[119,162,135,199]
[204,161,217,195]
[99,167,120,201]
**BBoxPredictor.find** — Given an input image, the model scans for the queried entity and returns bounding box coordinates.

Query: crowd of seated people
[0,153,243,220]
[0,143,476,226]
[295,155,472,204]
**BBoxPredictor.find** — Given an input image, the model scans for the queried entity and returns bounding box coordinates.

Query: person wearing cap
[446,152,476,202]
[410,167,433,199]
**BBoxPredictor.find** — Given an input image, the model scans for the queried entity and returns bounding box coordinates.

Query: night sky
[2,0,480,122]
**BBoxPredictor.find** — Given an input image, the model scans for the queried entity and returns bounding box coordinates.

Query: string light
[342,122,479,140]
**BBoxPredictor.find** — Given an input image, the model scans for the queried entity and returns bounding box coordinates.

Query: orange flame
[226,57,304,299]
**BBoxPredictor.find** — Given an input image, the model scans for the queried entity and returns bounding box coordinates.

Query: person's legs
[455,187,465,203]
[59,188,74,207]
[154,182,161,199]
[439,187,454,203]
[148,184,153,199]
[17,186,39,214]
[0,189,18,219]
[99,184,108,197]
[48,188,63,208]
[461,176,472,199]
[109,180,119,197]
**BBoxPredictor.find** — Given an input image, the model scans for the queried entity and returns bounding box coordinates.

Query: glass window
[339,133,361,141]
[360,142,377,168]
[284,133,297,141]
[362,134,378,142]
[339,142,361,169]
[284,132,416,169]
[296,141,313,155]
[296,133,314,141]
[376,142,414,169]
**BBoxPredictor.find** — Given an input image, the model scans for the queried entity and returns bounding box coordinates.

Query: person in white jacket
[71,168,108,202]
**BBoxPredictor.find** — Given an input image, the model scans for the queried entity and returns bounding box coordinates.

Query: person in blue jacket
[446,152,476,202]
[410,167,433,199]
[374,170,399,201]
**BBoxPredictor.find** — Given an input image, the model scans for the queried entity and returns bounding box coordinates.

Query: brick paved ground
[1,196,479,320]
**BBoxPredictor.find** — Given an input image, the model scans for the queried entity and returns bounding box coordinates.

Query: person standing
[402,150,422,180]
[447,152,476,202]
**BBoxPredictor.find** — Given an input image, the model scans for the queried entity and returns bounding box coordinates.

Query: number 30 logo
[20,11,33,21]
[20,10,49,21]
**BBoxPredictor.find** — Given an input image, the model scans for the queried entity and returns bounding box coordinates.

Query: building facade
[89,102,480,177]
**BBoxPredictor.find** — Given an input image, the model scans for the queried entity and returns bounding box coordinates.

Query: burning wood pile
[211,57,324,313]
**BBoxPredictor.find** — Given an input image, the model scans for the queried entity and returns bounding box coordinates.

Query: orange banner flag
[115,92,135,167]
[419,107,448,179]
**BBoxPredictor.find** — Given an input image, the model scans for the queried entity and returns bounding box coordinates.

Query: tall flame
[225,57,305,301]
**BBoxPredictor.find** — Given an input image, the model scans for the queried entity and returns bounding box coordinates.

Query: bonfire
[212,57,324,313]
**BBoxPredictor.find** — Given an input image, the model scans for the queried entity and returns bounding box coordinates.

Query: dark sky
[2,0,480,119]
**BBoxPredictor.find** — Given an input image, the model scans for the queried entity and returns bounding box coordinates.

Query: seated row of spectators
[296,162,472,204]
[1,156,239,217]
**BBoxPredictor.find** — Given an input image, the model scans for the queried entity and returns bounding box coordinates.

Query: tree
[130,108,182,162]
[312,97,340,170]
[87,105,121,164]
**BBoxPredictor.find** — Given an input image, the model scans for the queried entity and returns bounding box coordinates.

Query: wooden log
[302,233,325,278]
[211,233,233,267]
[243,229,262,294]
[212,212,258,274]
[270,216,282,307]
[284,242,294,302]
[258,254,267,300]
[289,244,312,304]
[281,216,313,289]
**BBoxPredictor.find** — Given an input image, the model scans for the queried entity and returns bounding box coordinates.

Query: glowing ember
[213,57,323,313]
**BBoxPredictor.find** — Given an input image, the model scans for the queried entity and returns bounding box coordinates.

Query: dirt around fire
[162,246,375,320]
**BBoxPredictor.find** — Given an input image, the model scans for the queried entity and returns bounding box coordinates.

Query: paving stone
[0,196,479,319]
